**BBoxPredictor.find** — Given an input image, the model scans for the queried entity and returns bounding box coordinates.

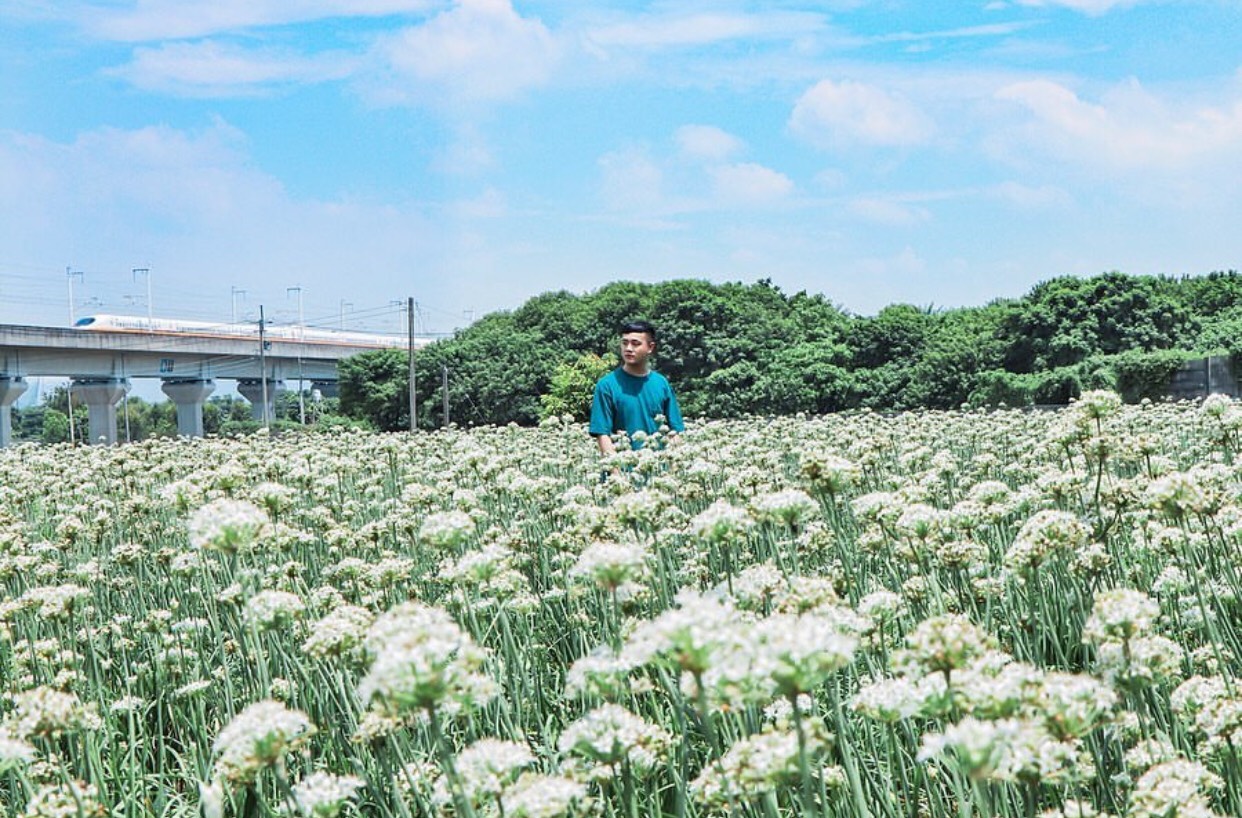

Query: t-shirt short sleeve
[588,377,615,437]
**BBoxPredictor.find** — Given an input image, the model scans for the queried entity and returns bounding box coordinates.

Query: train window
[74,317,96,327]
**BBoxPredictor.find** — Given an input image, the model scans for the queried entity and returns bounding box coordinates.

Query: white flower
[188,498,268,553]
[109,696,144,715]
[1035,671,1117,739]
[897,613,994,677]
[1124,736,1179,773]
[1096,635,1185,686]
[724,562,785,610]
[499,773,587,818]
[243,590,305,631]
[1128,759,1223,818]
[1083,588,1160,644]
[852,677,924,722]
[620,589,743,675]
[22,781,104,818]
[569,541,650,591]
[557,704,671,773]
[212,700,315,785]
[857,590,903,621]
[799,451,861,497]
[440,544,514,586]
[358,602,497,716]
[690,720,830,805]
[919,716,1086,785]
[302,605,374,660]
[610,490,666,529]
[1005,510,1088,570]
[1073,390,1123,421]
[0,729,36,770]
[419,510,475,549]
[689,500,755,543]
[291,771,365,818]
[753,611,858,696]
[564,645,633,699]
[18,584,92,620]
[452,738,535,802]
[9,686,100,740]
[750,489,818,527]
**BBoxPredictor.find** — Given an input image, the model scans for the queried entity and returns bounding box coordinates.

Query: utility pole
[408,297,417,433]
[340,300,353,329]
[66,383,76,444]
[287,286,305,425]
[442,364,449,428]
[132,268,152,324]
[231,287,247,324]
[259,305,270,430]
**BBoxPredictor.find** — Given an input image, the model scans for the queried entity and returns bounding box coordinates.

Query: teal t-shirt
[589,368,685,449]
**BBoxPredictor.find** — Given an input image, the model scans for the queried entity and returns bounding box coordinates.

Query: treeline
[338,270,1242,431]
[9,389,355,445]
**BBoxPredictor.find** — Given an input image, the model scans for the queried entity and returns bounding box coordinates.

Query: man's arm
[596,433,617,456]
[665,381,686,435]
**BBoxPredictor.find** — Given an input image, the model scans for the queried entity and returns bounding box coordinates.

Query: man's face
[620,331,656,368]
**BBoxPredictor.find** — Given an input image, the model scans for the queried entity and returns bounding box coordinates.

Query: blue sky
[2,0,1241,336]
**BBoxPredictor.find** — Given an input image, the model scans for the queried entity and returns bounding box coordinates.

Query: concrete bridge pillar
[161,379,215,438]
[72,378,131,445]
[237,379,284,424]
[0,376,30,448]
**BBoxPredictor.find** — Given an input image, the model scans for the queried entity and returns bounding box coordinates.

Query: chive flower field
[1,390,1240,818]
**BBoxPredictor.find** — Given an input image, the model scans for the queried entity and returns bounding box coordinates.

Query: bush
[968,367,1084,407]
[539,353,616,422]
[1107,349,1190,403]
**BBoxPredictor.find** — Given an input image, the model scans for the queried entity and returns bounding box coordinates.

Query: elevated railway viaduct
[0,323,400,446]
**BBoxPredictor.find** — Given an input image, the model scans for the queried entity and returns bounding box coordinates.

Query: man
[589,320,685,455]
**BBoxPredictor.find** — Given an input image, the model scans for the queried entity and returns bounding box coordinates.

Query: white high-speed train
[72,314,420,349]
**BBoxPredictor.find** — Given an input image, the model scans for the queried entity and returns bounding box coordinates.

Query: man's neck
[622,363,649,377]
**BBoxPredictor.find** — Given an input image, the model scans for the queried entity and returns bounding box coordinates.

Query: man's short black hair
[621,320,656,341]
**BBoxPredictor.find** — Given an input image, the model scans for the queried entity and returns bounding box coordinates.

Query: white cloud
[584,11,824,51]
[989,181,1070,208]
[1011,0,1143,15]
[710,163,793,204]
[2,122,269,222]
[429,123,496,175]
[814,168,848,189]
[790,79,935,149]
[853,246,928,279]
[371,0,560,104]
[451,187,506,218]
[874,21,1035,45]
[848,197,930,226]
[0,124,439,321]
[675,125,744,161]
[111,40,358,96]
[85,0,442,42]
[598,147,664,212]
[994,78,1242,171]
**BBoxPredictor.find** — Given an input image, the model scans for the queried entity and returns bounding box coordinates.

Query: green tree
[338,272,1239,428]
[205,395,260,436]
[338,349,409,431]
[997,272,1199,372]
[42,410,70,444]
[539,353,615,421]
[905,307,1006,409]
[43,386,90,442]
